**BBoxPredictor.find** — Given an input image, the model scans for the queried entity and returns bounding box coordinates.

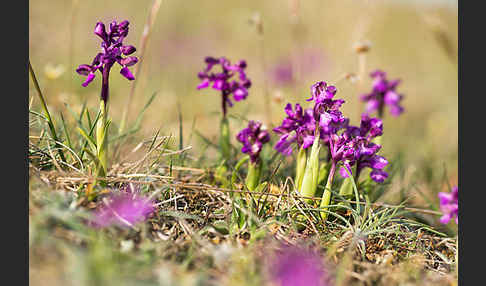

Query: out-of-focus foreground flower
[438,186,458,225]
[360,70,404,117]
[268,245,330,286]
[92,191,155,228]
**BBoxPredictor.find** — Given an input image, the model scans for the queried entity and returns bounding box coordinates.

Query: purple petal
[302,135,315,149]
[439,213,452,224]
[197,79,210,89]
[120,67,135,80]
[119,56,138,67]
[284,103,295,117]
[94,22,108,41]
[438,192,452,206]
[82,73,96,87]
[76,64,92,76]
[233,88,248,101]
[370,155,388,170]
[373,78,388,93]
[384,91,400,105]
[366,99,380,114]
[121,45,136,55]
[389,105,404,116]
[370,169,388,183]
[212,79,225,90]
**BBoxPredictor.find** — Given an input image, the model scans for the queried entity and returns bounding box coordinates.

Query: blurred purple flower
[92,191,154,228]
[197,57,251,117]
[360,70,404,117]
[76,20,138,103]
[269,245,329,286]
[269,60,294,86]
[236,120,270,163]
[268,47,328,87]
[438,186,458,225]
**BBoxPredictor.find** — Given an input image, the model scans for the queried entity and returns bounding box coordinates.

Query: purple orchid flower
[92,190,155,228]
[269,245,330,286]
[438,186,458,225]
[273,82,350,157]
[273,103,316,156]
[197,57,251,117]
[307,81,348,144]
[338,114,388,183]
[236,120,270,163]
[76,20,138,103]
[360,70,404,117]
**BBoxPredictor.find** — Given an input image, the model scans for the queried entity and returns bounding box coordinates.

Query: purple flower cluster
[76,20,138,102]
[92,190,154,228]
[438,186,458,225]
[360,70,404,117]
[197,57,251,116]
[338,114,388,183]
[236,120,270,163]
[273,82,348,156]
[307,81,348,144]
[273,80,389,184]
[273,103,316,156]
[269,245,329,286]
[300,81,388,183]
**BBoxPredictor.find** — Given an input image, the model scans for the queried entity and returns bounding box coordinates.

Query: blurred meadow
[29,0,458,285]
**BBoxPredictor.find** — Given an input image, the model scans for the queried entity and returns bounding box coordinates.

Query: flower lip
[120,67,135,80]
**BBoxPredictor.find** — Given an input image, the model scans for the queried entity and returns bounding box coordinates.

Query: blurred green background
[29,0,457,203]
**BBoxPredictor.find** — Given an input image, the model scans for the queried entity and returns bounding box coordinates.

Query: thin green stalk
[29,60,66,164]
[96,100,107,177]
[320,161,336,222]
[220,116,231,161]
[295,147,307,190]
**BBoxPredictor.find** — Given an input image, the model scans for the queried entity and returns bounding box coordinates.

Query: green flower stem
[295,147,307,190]
[220,117,231,161]
[300,134,321,201]
[317,161,330,186]
[338,164,357,206]
[246,160,262,191]
[96,99,107,177]
[320,161,337,222]
[29,60,66,164]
